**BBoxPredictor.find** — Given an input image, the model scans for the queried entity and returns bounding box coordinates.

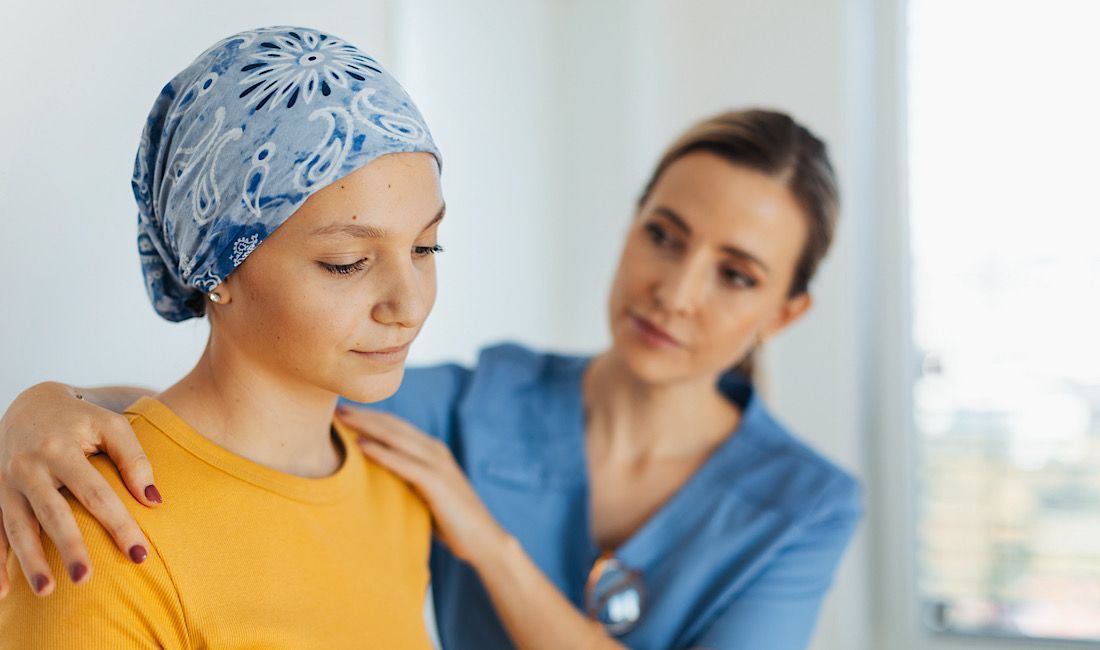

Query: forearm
[469,533,624,650]
[70,384,155,415]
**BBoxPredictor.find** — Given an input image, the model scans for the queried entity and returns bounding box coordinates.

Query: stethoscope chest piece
[585,556,646,636]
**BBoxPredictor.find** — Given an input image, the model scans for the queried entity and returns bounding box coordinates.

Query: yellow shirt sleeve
[0,491,190,649]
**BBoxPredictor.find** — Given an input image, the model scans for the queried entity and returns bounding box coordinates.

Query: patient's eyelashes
[413,244,445,258]
[320,258,369,276]
[319,244,443,276]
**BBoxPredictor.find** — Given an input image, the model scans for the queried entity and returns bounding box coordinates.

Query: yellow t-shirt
[0,397,433,649]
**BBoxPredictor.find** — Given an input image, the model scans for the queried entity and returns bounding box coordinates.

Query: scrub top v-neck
[354,343,862,650]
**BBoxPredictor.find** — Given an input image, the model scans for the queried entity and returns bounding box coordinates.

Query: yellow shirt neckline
[124,396,363,504]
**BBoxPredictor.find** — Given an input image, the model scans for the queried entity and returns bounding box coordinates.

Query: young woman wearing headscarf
[0,40,862,648]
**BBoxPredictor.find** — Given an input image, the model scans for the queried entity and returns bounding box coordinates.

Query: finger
[339,409,439,459]
[359,425,445,466]
[98,417,160,507]
[23,478,92,585]
[358,438,433,487]
[1,489,55,597]
[0,509,10,598]
[335,405,397,435]
[58,457,150,565]
[336,405,408,433]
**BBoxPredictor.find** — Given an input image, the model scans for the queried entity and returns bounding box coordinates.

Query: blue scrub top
[351,343,862,650]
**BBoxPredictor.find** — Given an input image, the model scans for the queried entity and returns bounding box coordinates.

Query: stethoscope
[584,552,647,636]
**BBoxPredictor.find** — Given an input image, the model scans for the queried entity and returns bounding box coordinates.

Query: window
[910,0,1100,642]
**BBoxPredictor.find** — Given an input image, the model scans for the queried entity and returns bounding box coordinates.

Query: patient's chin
[339,367,407,405]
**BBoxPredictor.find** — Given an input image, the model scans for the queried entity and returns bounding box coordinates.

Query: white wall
[2,1,882,648]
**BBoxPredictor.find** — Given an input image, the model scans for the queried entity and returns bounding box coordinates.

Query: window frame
[870,0,1100,648]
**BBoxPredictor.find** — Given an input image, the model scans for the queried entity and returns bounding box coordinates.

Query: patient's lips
[351,341,412,366]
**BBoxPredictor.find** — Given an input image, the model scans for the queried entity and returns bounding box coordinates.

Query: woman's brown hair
[638,109,840,378]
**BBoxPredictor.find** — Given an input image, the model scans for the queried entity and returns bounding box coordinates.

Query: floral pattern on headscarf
[132,26,441,321]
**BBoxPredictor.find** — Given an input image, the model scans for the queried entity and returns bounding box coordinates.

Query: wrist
[466,523,519,574]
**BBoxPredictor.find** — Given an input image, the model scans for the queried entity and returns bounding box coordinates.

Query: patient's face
[211,152,444,403]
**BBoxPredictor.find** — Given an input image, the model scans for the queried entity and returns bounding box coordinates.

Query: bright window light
[910,0,1100,642]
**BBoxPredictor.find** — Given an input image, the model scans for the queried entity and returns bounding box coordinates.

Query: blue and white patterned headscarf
[132,26,441,321]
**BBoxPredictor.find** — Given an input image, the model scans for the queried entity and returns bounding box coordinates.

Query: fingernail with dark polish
[129,545,148,564]
[32,574,49,594]
[144,484,163,504]
[69,563,88,583]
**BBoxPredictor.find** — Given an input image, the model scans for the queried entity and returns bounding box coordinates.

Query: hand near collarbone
[338,405,508,566]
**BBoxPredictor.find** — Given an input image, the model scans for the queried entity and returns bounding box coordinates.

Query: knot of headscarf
[132,26,441,321]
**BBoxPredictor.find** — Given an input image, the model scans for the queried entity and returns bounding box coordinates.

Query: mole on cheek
[351,215,357,220]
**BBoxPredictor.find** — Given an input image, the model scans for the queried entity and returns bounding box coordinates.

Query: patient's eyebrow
[310,204,446,239]
[310,222,387,239]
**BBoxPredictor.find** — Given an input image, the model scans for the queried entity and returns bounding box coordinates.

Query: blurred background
[2,1,1098,648]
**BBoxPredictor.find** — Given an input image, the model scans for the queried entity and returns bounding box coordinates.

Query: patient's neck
[157,337,343,479]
